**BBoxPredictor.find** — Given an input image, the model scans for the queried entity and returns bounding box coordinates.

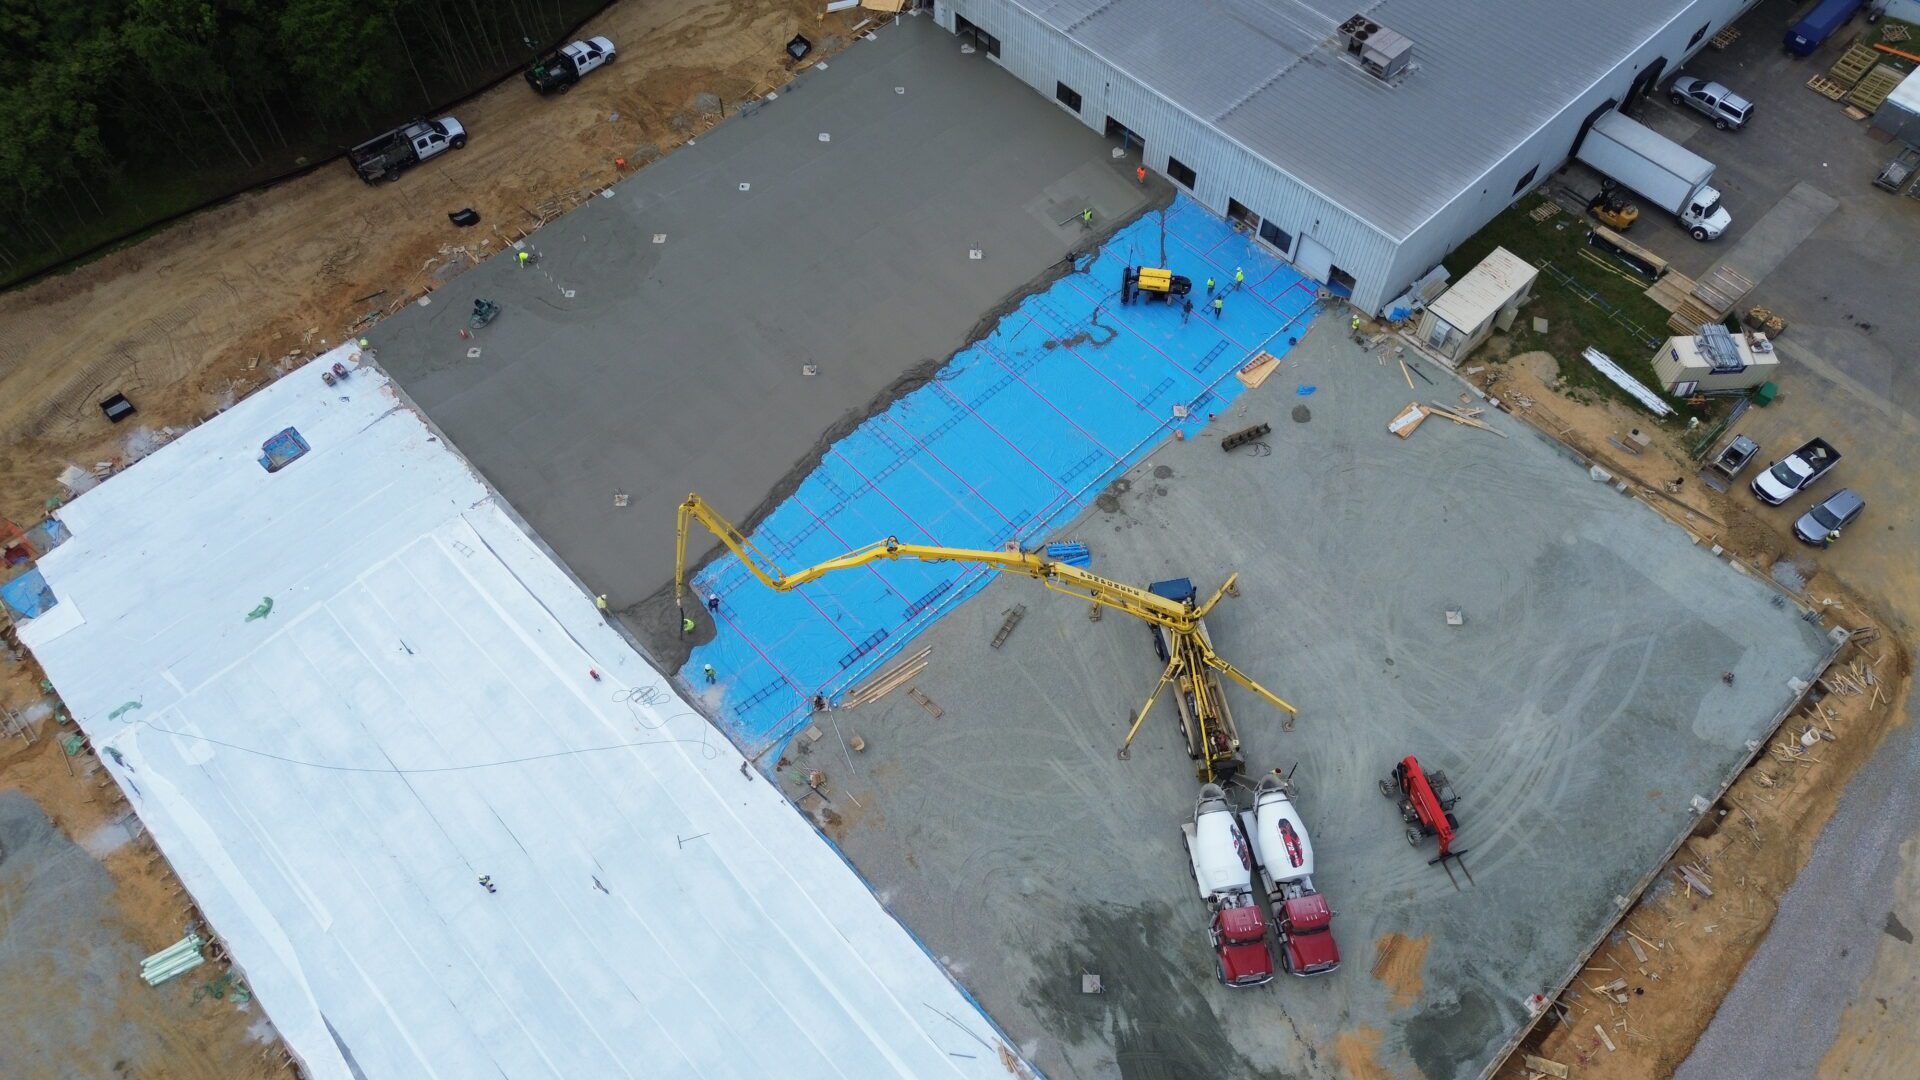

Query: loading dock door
[1294,234,1335,286]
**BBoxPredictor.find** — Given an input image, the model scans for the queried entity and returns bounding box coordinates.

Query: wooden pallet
[1807,73,1850,100]
[1645,269,1696,314]
[1691,264,1753,316]
[1828,41,1880,87]
[1668,301,1720,335]
[1709,25,1740,50]
[1883,23,1911,44]
[1847,63,1905,112]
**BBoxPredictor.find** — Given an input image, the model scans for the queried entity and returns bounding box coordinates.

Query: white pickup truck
[525,36,617,95]
[1751,437,1840,505]
[347,118,466,183]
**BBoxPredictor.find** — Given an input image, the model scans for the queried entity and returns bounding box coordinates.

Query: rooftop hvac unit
[1337,14,1412,81]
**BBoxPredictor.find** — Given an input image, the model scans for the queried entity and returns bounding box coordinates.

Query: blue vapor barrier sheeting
[688,195,1320,757]
[1,568,57,621]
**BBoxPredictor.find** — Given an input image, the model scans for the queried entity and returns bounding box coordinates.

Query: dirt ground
[0,0,865,527]
[1452,345,1915,1080]
[0,0,863,1073]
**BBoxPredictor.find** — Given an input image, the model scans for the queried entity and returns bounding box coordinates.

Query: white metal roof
[18,350,1021,1080]
[1427,246,1538,331]
[1012,0,1713,238]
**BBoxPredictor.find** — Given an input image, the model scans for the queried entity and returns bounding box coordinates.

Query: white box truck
[1575,111,1731,241]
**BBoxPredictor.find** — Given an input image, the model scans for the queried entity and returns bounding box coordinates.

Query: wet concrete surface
[788,323,1834,1080]
[368,15,1153,646]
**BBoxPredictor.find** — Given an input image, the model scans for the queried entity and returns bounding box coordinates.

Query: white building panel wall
[940,0,1759,313]
[937,2,1399,308]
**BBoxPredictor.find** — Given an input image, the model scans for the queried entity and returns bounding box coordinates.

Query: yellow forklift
[675,494,1295,782]
[1586,188,1640,231]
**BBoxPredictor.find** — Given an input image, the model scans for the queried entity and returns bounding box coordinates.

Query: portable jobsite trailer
[1414,247,1537,363]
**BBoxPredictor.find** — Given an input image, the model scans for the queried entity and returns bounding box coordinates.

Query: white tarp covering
[1582,347,1676,416]
[20,349,1024,1080]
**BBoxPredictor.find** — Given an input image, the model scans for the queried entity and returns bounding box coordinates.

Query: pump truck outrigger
[673,493,1297,782]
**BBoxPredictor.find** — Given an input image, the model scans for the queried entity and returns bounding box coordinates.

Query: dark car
[1792,488,1865,546]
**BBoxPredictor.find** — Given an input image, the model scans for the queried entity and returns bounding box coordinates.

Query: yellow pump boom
[674,493,1295,780]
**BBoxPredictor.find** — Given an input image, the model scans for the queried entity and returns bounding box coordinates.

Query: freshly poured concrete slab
[17,350,1025,1080]
[790,323,1836,1080]
[369,14,1151,619]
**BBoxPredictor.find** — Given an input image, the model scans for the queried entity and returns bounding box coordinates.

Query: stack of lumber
[841,647,931,708]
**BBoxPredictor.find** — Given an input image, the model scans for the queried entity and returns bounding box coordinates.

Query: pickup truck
[525,36,617,95]
[1751,438,1839,505]
[348,118,465,183]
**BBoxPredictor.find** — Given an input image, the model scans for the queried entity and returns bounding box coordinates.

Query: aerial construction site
[3,4,1917,1080]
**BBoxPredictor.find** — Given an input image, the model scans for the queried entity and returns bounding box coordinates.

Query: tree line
[0,0,607,286]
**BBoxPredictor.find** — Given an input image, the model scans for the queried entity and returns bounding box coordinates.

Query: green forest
[0,0,607,288]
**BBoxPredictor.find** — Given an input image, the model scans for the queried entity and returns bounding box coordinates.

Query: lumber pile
[841,647,930,708]
[1388,401,1506,440]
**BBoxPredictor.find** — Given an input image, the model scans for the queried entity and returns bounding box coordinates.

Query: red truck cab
[1275,894,1340,976]
[1211,904,1275,987]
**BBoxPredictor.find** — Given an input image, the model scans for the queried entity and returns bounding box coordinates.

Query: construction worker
[1182,297,1193,324]
[707,594,721,613]
[517,250,530,268]
[1080,207,1093,228]
[1234,266,1245,288]
[702,663,717,685]
[594,594,609,612]
[681,614,696,635]
[478,875,496,893]
[1212,296,1224,320]
[1206,276,1216,296]
[1136,164,1147,186]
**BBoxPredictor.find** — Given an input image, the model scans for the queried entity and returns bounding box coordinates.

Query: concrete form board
[369,15,1150,608]
[17,352,1023,1080]
[803,322,1832,1079]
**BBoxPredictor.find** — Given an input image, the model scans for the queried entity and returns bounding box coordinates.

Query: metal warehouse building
[932,0,1759,313]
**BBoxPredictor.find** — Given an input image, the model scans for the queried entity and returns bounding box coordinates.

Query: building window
[1258,219,1292,254]
[1166,157,1197,189]
[1687,23,1710,48]
[1225,198,1259,230]
[1512,165,1538,196]
[1055,82,1081,113]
